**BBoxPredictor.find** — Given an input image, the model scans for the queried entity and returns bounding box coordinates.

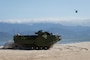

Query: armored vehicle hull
[3,30,61,50]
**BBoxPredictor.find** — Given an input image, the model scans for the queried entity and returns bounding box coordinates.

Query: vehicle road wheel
[31,47,34,50]
[44,46,48,50]
[35,46,39,50]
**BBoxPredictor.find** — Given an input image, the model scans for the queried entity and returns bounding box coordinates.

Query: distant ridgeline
[0,22,90,41]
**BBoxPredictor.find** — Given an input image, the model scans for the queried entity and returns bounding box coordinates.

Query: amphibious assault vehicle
[3,30,61,50]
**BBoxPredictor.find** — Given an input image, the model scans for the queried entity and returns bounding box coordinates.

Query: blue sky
[0,0,90,26]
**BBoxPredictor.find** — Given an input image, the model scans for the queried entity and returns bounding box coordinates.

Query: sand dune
[0,42,90,60]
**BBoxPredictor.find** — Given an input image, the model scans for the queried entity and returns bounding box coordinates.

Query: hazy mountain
[0,22,90,40]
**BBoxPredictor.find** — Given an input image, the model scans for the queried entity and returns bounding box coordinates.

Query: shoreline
[0,42,90,60]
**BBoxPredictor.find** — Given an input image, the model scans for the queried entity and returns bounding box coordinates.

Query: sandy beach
[0,42,90,60]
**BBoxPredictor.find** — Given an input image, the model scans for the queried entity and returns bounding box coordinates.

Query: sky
[0,0,90,26]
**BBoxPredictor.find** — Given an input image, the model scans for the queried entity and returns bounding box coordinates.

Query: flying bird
[75,10,78,13]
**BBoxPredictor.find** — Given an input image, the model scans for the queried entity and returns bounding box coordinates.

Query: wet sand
[0,42,90,60]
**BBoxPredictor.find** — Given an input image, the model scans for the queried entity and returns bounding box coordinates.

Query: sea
[58,39,90,44]
[0,38,90,46]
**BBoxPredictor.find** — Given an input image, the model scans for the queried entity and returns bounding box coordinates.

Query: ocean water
[0,39,90,46]
[58,39,90,44]
[0,41,8,46]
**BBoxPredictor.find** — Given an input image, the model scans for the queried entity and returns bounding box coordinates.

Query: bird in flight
[75,10,78,13]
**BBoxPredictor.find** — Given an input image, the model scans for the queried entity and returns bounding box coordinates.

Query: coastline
[0,42,90,60]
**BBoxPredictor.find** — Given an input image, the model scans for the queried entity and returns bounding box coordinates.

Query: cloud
[0,18,90,26]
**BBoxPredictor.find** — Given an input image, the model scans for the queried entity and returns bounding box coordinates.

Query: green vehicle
[3,30,61,50]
